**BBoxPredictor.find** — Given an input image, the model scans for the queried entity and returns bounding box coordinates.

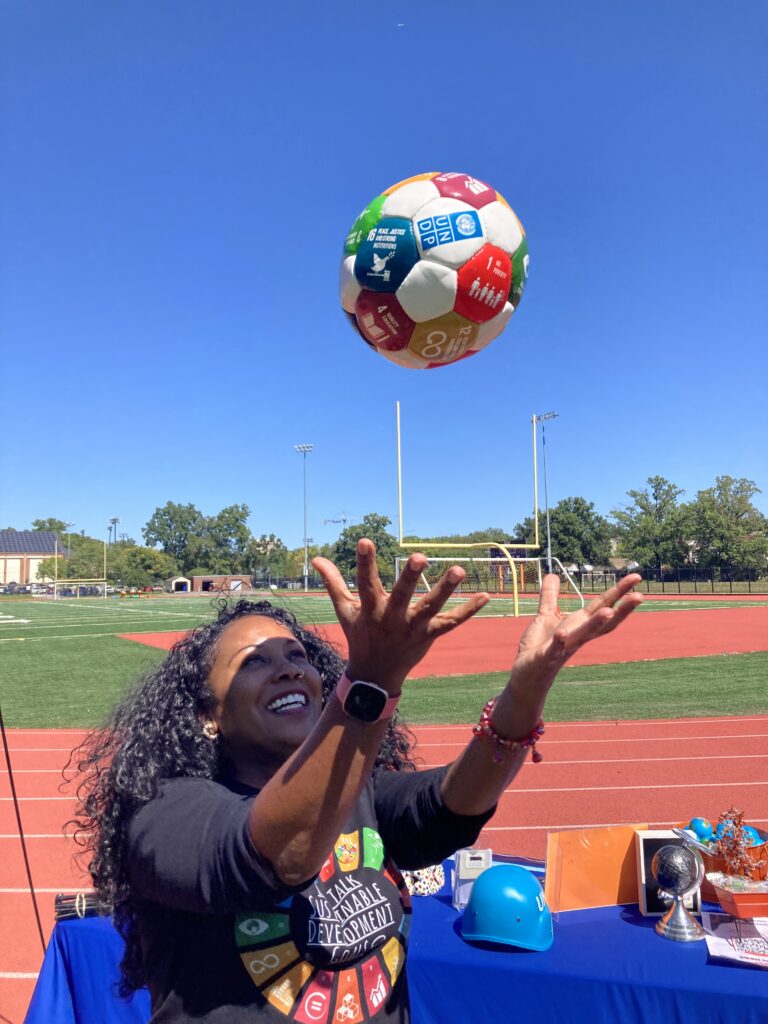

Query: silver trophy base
[655,897,705,942]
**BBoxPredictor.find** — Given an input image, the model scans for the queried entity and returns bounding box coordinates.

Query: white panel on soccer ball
[473,301,515,351]
[381,180,440,220]
[396,262,457,323]
[480,201,524,256]
[381,346,427,370]
[339,255,362,314]
[411,197,487,269]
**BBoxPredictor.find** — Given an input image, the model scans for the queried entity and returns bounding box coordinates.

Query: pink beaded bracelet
[473,696,545,764]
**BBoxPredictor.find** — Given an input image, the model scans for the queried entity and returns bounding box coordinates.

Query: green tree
[245,534,290,578]
[143,502,205,574]
[681,477,768,571]
[31,518,68,533]
[109,546,178,588]
[36,556,67,581]
[610,477,687,570]
[514,497,612,566]
[204,504,252,573]
[332,513,400,582]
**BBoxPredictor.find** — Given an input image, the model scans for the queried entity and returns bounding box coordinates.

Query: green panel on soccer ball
[344,195,386,255]
[511,236,529,307]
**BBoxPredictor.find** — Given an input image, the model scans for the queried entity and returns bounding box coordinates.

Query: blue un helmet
[461,864,553,951]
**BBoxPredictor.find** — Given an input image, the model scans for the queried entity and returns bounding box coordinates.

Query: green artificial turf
[1,596,766,728]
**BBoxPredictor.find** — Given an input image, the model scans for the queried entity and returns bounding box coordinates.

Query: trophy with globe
[651,844,706,941]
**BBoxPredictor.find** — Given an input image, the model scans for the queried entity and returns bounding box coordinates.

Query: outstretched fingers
[312,556,354,617]
[387,552,429,616]
[353,539,386,614]
[537,574,562,617]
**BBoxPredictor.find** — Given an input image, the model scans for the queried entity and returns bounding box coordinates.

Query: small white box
[452,848,493,911]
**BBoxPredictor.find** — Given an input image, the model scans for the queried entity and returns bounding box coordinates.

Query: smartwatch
[335,673,401,724]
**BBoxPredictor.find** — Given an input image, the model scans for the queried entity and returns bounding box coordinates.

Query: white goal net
[393,555,584,613]
[53,579,108,599]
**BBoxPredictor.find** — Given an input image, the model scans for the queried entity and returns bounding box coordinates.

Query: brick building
[0,530,62,585]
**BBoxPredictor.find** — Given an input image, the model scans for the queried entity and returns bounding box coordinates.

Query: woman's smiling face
[206,615,324,780]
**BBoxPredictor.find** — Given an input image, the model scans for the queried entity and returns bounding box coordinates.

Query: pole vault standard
[0,704,46,955]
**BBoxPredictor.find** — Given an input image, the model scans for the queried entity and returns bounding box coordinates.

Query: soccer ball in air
[339,172,529,369]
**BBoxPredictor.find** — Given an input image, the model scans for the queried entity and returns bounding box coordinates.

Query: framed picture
[635,830,702,917]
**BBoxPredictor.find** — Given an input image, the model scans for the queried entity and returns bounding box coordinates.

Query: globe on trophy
[651,844,705,941]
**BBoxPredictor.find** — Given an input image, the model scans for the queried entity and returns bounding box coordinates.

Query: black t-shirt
[126,767,492,1023]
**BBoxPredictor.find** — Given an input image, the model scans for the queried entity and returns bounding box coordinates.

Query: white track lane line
[414,731,768,746]
[501,780,768,795]
[412,715,768,730]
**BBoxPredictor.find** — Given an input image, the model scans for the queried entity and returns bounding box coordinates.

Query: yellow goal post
[394,403,584,616]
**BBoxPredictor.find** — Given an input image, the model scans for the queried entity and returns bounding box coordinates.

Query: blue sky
[2,1,766,550]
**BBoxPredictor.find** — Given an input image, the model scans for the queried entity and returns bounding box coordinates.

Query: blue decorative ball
[689,817,714,841]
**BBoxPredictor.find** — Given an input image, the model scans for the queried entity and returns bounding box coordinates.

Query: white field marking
[0,972,39,979]
[0,630,184,643]
[501,780,768,795]
[414,732,768,746]
[0,616,201,630]
[418,753,768,768]
[482,818,768,832]
[412,715,768,730]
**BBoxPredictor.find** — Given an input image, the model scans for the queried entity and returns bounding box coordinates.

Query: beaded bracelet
[473,696,545,764]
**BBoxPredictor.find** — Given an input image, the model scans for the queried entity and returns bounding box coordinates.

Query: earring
[202,722,218,741]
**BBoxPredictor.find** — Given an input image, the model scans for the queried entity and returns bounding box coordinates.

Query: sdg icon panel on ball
[339,172,529,369]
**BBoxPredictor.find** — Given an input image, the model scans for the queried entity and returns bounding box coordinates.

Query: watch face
[345,681,388,723]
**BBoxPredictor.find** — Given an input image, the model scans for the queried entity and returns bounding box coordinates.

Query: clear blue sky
[2,1,766,549]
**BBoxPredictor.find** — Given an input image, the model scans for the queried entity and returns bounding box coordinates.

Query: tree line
[8,474,767,588]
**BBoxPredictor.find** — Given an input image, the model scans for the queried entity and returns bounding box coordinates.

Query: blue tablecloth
[409,896,768,1024]
[26,901,768,1023]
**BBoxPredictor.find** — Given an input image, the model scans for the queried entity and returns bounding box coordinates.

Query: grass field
[1,594,767,729]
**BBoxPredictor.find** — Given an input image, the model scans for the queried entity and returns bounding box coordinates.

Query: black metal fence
[579,566,768,594]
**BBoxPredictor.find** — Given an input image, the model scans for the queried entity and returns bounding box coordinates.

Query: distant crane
[323,513,359,528]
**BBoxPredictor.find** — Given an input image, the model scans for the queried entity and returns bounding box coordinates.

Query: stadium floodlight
[293,445,314,591]
[65,522,75,559]
[108,516,121,545]
[533,413,559,573]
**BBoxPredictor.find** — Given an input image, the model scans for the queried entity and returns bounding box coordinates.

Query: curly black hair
[66,598,415,994]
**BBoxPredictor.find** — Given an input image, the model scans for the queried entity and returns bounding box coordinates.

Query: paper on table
[703,913,768,969]
[545,824,648,913]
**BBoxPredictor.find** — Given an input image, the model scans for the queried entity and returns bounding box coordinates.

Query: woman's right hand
[312,539,488,694]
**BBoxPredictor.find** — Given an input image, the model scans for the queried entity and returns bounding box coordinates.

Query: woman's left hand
[492,573,643,734]
[312,539,488,693]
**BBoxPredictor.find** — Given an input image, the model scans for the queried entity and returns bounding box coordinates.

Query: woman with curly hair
[70,540,642,1023]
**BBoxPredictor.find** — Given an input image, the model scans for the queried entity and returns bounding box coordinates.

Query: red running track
[121,605,768,676]
[3,715,768,1021]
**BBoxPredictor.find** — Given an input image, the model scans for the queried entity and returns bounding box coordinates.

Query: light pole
[108,517,120,546]
[65,522,75,560]
[534,412,559,573]
[294,444,314,591]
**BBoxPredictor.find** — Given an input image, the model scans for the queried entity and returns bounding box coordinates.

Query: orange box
[711,884,768,920]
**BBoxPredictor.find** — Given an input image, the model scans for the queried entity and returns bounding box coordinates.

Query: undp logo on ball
[416,210,482,252]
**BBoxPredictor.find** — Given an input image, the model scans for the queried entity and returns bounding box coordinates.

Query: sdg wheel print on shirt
[339,172,529,369]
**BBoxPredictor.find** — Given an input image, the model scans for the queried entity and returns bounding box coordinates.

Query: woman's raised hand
[492,573,644,736]
[312,539,489,694]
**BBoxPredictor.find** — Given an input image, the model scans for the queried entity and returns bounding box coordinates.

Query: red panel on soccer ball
[454,244,512,324]
[433,173,497,210]
[355,291,415,351]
